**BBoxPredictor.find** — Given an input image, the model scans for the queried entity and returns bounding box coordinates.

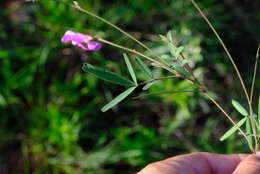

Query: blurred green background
[0,0,259,173]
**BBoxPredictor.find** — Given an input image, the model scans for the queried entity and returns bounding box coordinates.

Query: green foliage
[123,54,137,85]
[231,100,248,116]
[0,0,259,173]
[82,63,135,87]
[101,87,136,112]
[142,81,157,90]
[220,117,247,141]
[135,57,153,79]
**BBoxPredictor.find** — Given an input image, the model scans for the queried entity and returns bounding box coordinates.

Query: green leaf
[180,59,192,66]
[160,54,171,60]
[159,35,168,43]
[101,87,136,112]
[142,81,157,90]
[135,57,153,79]
[168,43,184,58]
[170,62,188,76]
[123,53,137,85]
[82,63,135,87]
[220,117,247,141]
[168,43,177,58]
[175,46,184,58]
[232,100,248,116]
[167,30,173,43]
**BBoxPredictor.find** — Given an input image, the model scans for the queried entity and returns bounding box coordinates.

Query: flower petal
[73,33,92,44]
[61,30,75,43]
[61,30,102,51]
[87,41,102,51]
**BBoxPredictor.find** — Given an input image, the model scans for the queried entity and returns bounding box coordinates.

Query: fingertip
[256,151,260,160]
[233,154,260,174]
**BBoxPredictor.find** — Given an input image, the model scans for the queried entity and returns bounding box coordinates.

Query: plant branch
[137,75,180,86]
[250,45,260,104]
[133,90,198,100]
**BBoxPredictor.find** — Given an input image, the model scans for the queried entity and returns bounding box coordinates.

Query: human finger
[232,153,260,174]
[138,152,248,174]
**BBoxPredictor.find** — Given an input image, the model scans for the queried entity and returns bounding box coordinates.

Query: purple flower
[61,30,102,51]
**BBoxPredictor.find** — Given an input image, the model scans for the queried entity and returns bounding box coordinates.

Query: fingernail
[256,151,260,159]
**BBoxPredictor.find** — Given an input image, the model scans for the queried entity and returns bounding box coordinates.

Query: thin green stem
[250,45,260,104]
[98,38,160,65]
[249,45,260,151]
[137,75,180,86]
[133,90,198,100]
[203,92,254,152]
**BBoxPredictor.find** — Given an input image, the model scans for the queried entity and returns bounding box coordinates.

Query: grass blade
[101,87,136,112]
[135,57,153,79]
[167,30,173,43]
[250,45,260,103]
[232,99,248,116]
[123,53,137,85]
[258,95,260,129]
[82,63,135,87]
[220,117,247,141]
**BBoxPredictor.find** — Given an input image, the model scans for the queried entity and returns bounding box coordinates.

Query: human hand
[138,152,260,174]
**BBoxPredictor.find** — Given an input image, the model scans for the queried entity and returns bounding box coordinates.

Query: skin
[138,152,260,174]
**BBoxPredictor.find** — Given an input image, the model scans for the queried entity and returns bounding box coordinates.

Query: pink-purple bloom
[61,30,102,51]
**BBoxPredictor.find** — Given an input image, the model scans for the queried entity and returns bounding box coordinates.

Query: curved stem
[250,45,260,151]
[250,45,260,104]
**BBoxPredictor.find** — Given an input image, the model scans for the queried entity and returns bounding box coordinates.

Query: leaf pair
[166,31,184,59]
[82,55,136,112]
[82,54,155,112]
[220,99,249,141]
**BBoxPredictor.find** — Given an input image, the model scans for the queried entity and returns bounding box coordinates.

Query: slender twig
[97,38,161,65]
[250,45,260,104]
[133,90,198,100]
[249,45,260,151]
[137,75,180,86]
